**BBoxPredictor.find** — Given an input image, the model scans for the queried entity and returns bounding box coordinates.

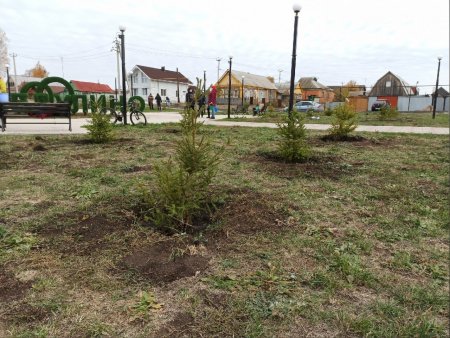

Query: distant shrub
[328,103,358,138]
[277,111,310,162]
[324,107,334,116]
[378,105,399,120]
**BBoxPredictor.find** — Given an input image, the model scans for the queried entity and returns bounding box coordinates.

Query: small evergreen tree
[277,111,310,162]
[146,78,221,233]
[82,101,114,143]
[328,103,358,138]
[378,105,399,120]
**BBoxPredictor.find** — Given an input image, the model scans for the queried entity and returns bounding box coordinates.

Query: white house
[129,65,192,103]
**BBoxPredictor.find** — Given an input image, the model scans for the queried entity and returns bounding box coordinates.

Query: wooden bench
[0,102,72,132]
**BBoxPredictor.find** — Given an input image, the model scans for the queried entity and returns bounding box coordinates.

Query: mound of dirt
[320,134,368,142]
[247,153,353,180]
[121,241,209,284]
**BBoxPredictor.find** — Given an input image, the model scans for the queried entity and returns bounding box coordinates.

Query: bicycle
[100,101,147,125]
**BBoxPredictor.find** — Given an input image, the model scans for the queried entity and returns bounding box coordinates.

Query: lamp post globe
[293,4,302,12]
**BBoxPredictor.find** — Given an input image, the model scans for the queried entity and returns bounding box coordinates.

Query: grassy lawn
[225,111,449,127]
[0,125,448,337]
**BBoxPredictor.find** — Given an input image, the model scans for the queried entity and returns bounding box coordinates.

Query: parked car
[283,101,323,112]
[371,100,390,111]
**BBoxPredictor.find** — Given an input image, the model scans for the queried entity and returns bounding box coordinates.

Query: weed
[131,291,163,315]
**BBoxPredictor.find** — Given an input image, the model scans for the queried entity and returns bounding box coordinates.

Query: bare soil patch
[152,312,195,337]
[38,214,130,255]
[121,240,209,284]
[0,266,31,302]
[4,303,51,324]
[249,153,354,180]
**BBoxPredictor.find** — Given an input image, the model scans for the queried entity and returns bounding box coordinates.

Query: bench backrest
[0,102,71,115]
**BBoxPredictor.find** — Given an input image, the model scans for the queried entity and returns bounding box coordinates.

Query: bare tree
[0,28,9,77]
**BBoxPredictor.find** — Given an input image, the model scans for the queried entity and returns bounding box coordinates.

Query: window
[142,88,148,96]
[141,73,148,83]
[133,88,138,96]
[161,89,166,96]
[133,74,139,83]
[386,81,391,87]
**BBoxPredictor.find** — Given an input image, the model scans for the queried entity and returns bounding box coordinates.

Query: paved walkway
[0,112,448,135]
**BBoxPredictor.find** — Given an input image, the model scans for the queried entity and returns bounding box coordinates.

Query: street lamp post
[227,56,233,119]
[288,4,301,116]
[432,56,442,119]
[241,76,245,106]
[119,26,127,125]
[5,64,11,98]
[203,70,206,94]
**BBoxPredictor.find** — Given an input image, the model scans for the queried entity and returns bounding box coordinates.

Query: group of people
[185,85,218,119]
[147,85,218,118]
[147,93,170,111]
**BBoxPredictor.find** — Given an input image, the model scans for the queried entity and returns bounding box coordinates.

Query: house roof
[298,77,332,91]
[49,85,65,94]
[71,80,114,94]
[434,87,450,97]
[219,70,278,90]
[136,65,192,84]
[368,71,414,96]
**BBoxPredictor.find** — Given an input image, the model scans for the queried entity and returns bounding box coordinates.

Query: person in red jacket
[208,85,217,119]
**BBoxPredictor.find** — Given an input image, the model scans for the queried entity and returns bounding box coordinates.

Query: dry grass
[0,124,448,337]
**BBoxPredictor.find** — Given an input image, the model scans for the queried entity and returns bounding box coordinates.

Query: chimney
[161,66,165,71]
[267,76,275,83]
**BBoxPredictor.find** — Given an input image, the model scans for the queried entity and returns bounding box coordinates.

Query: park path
[0,112,448,135]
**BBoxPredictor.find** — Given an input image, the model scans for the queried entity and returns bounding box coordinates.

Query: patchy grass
[226,111,449,127]
[0,124,448,337]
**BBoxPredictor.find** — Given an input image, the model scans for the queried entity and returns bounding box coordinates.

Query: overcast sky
[1,0,449,94]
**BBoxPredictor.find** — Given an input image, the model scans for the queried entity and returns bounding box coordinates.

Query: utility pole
[112,38,121,98]
[278,69,283,84]
[432,57,442,119]
[216,57,222,82]
[10,53,18,93]
[227,56,233,118]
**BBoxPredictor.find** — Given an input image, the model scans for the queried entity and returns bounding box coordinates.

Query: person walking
[208,85,217,119]
[185,89,195,110]
[198,93,206,117]
[155,93,162,111]
[148,93,154,110]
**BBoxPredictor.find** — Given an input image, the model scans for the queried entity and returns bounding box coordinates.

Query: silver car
[284,101,323,112]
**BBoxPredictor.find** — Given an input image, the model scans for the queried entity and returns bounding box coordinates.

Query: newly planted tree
[146,78,221,233]
[327,103,358,139]
[277,111,310,162]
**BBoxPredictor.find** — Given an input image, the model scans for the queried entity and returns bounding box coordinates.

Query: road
[0,112,448,135]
